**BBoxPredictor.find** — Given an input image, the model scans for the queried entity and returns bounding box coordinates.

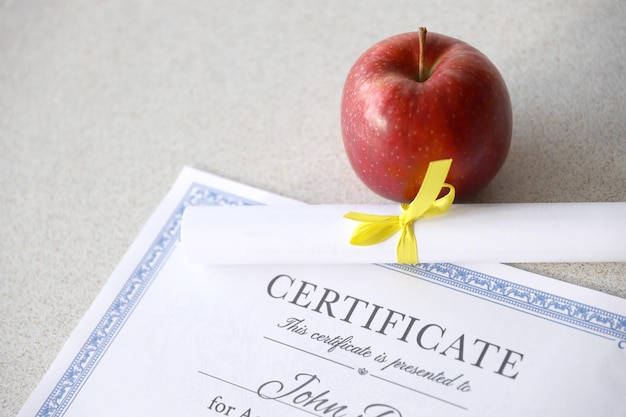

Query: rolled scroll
[180,202,626,265]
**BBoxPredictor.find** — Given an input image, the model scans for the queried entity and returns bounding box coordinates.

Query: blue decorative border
[382,263,626,345]
[35,183,257,417]
[36,183,626,416]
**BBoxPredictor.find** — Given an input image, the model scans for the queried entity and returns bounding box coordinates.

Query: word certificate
[18,167,626,417]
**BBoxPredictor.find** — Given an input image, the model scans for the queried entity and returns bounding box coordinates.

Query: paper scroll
[180,202,626,264]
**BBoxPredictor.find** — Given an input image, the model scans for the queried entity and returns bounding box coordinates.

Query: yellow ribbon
[344,159,455,264]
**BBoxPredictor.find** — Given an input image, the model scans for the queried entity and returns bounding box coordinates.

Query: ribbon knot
[344,159,455,264]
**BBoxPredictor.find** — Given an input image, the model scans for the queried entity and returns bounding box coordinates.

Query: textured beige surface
[1,0,625,415]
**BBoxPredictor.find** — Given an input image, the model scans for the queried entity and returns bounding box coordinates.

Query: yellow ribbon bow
[344,159,455,264]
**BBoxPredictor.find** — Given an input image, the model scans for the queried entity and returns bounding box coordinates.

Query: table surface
[1,1,625,415]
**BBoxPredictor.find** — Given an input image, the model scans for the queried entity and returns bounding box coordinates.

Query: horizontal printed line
[263,336,355,370]
[197,370,325,417]
[370,374,468,411]
[197,370,256,394]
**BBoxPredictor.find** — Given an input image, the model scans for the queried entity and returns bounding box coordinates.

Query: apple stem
[418,27,427,82]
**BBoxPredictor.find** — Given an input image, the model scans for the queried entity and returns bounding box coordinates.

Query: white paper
[17,167,626,417]
[181,202,626,264]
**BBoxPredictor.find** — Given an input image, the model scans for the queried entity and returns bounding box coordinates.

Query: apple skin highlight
[341,30,512,203]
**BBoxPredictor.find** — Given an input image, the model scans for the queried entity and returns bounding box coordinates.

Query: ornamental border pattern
[36,184,256,417]
[386,263,626,343]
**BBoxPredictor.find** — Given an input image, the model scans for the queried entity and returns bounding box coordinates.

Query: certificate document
[18,167,626,417]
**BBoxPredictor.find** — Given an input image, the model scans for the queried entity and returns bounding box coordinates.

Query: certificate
[17,167,626,417]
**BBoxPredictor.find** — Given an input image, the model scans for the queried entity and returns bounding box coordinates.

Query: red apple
[341,28,512,202]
